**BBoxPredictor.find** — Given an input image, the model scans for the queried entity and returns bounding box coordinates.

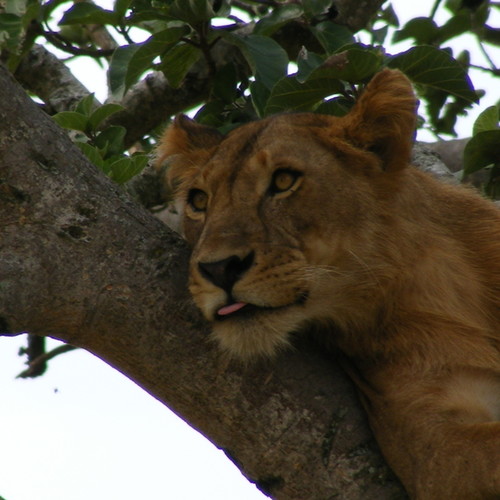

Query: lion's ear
[342,69,417,172]
[155,114,223,189]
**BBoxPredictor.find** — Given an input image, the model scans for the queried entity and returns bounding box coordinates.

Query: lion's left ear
[342,69,417,172]
[155,115,224,190]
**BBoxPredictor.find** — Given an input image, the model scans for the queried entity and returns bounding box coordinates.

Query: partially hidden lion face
[156,69,417,358]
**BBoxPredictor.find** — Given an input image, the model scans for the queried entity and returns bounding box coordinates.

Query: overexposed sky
[1,2,499,500]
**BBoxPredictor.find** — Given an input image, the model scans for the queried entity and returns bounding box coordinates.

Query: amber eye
[187,189,208,212]
[270,169,302,194]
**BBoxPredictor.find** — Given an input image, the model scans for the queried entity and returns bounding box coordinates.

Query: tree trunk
[0,63,406,499]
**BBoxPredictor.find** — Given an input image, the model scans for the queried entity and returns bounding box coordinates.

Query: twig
[42,28,115,58]
[429,0,443,20]
[17,344,78,379]
[475,36,498,72]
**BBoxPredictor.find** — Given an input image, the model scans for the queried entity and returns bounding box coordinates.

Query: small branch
[42,27,115,58]
[17,344,78,379]
[469,63,500,75]
[84,21,119,54]
[475,36,498,72]
[429,0,443,21]
[116,24,135,45]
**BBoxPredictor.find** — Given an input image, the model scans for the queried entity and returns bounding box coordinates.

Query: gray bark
[15,44,95,113]
[0,63,406,498]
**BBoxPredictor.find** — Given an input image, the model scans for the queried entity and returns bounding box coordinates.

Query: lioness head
[157,69,417,358]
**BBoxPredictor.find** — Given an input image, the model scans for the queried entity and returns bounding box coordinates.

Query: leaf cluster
[0,1,498,191]
[463,104,500,197]
[52,94,147,184]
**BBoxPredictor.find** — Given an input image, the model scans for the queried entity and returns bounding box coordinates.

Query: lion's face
[158,69,417,358]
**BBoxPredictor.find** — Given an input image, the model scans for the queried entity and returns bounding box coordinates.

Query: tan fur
[156,69,500,499]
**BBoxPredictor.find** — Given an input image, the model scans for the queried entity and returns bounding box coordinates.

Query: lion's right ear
[155,114,224,190]
[341,69,417,172]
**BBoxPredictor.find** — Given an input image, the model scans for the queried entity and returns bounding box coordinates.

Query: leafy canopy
[1,0,499,194]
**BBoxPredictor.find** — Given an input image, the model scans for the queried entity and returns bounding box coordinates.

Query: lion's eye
[270,169,301,194]
[187,189,208,212]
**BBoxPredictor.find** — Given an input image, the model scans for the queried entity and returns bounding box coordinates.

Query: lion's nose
[198,251,254,293]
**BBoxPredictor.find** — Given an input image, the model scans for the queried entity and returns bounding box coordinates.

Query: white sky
[1,2,499,500]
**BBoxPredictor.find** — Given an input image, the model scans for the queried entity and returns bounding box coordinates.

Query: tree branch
[14,44,96,113]
[17,343,77,379]
[0,63,406,499]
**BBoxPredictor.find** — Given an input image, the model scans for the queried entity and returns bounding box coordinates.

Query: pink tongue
[217,302,247,316]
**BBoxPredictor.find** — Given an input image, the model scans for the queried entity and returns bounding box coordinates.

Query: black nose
[198,251,254,293]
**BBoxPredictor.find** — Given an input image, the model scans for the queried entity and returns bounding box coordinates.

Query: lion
[156,69,500,499]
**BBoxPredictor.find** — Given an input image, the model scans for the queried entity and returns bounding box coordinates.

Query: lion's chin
[210,304,308,359]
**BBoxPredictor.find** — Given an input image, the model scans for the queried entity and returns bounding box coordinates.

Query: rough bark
[14,44,210,147]
[14,44,95,113]
[0,64,407,498]
[425,138,468,174]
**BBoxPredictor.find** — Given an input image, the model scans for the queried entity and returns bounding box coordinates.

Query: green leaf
[88,104,125,131]
[309,21,354,54]
[194,100,226,126]
[473,106,499,135]
[438,11,471,43]
[0,13,23,52]
[482,26,500,46]
[296,49,325,83]
[470,0,490,26]
[254,4,304,36]
[264,69,344,115]
[5,0,27,16]
[94,126,126,156]
[315,96,353,116]
[321,47,383,82]
[213,63,238,103]
[302,0,333,18]
[225,33,288,90]
[107,155,148,184]
[371,25,389,45]
[125,27,188,91]
[168,0,215,25]
[263,46,381,116]
[159,42,201,88]
[393,17,438,45]
[463,130,500,174]
[109,44,142,99]
[214,0,231,18]
[52,111,89,132]
[76,93,97,116]
[114,0,132,18]
[378,4,399,28]
[77,142,105,169]
[58,3,117,25]
[388,46,477,103]
[250,79,271,118]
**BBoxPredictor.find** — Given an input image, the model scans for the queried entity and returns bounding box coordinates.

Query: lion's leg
[367,394,500,500]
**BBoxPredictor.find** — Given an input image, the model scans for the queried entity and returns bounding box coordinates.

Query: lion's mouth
[215,302,259,321]
[215,292,308,321]
[217,302,248,316]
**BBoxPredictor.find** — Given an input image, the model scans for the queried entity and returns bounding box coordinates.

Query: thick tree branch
[425,138,468,174]
[0,64,406,498]
[14,44,95,113]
